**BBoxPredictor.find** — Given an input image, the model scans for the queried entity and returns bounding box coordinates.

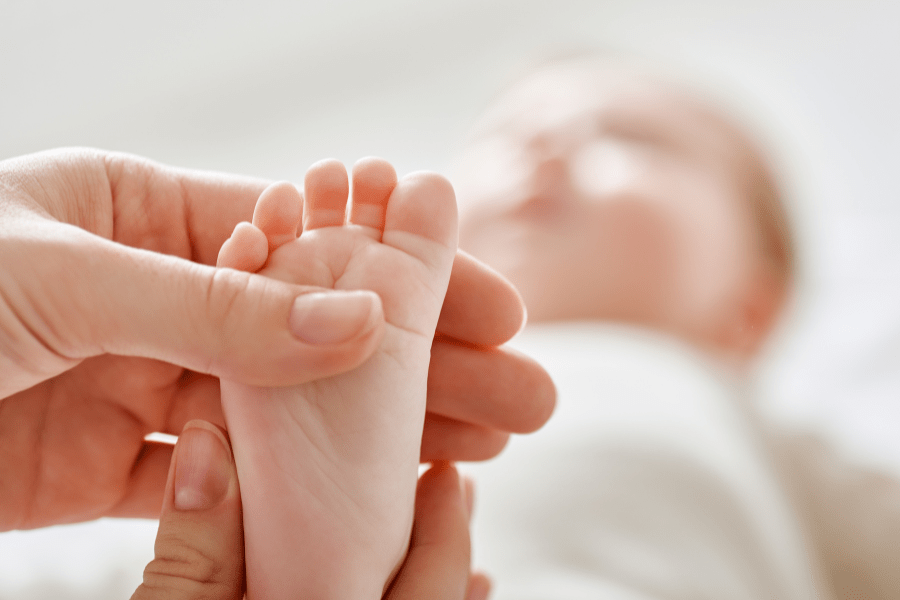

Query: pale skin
[0,148,556,536]
[456,60,786,359]
[216,157,459,599]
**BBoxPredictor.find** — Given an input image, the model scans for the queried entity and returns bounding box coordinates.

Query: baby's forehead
[473,63,749,168]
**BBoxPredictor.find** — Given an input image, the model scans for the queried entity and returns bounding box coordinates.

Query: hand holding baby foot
[0,149,390,533]
[217,158,458,599]
[0,148,554,535]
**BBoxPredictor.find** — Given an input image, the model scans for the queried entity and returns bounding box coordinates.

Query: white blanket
[463,323,831,600]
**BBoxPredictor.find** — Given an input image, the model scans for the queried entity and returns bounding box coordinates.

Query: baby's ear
[717,265,787,359]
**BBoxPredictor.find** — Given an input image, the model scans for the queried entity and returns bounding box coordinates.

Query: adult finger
[427,339,557,434]
[386,462,472,600]
[436,251,526,347]
[0,221,385,395]
[107,374,226,520]
[420,415,510,463]
[132,420,244,600]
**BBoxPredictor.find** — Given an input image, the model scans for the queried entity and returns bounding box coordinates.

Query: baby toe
[349,157,398,238]
[217,221,269,272]
[382,172,458,270]
[303,159,349,231]
[252,181,303,252]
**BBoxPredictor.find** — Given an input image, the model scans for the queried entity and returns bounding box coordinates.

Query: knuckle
[0,236,90,362]
[139,535,232,600]
[197,267,253,371]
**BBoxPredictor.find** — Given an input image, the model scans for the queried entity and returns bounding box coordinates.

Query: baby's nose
[528,156,574,203]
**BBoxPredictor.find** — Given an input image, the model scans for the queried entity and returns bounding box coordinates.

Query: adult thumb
[133,420,244,600]
[7,224,385,390]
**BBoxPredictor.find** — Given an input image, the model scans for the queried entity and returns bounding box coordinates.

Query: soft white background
[2,0,899,597]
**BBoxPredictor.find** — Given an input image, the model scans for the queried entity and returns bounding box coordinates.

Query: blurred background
[2,0,899,597]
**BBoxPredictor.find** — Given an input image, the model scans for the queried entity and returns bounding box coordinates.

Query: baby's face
[456,62,761,341]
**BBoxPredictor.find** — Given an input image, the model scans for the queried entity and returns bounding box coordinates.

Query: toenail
[289,291,380,345]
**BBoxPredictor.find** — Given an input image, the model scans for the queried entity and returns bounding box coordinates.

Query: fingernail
[174,420,232,511]
[289,291,379,345]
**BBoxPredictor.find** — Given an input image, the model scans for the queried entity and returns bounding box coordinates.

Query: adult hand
[132,420,490,600]
[0,148,555,531]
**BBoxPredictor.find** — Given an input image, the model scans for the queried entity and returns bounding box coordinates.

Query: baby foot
[216,158,458,600]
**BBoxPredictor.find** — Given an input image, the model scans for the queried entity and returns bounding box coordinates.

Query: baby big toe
[382,172,458,271]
